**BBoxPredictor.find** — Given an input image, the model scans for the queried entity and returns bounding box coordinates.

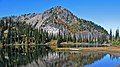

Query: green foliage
[112,40,120,46]
[0,18,50,44]
[109,28,120,46]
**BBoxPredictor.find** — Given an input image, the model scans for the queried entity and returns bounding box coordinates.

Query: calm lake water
[0,45,120,67]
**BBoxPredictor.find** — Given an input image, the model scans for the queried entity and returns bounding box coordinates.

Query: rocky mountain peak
[2,6,108,36]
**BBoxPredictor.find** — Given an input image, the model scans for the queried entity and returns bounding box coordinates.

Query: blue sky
[0,0,120,34]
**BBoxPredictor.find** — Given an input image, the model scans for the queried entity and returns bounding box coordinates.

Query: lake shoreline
[55,46,120,53]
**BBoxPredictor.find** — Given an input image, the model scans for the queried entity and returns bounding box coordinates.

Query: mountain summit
[2,6,108,36]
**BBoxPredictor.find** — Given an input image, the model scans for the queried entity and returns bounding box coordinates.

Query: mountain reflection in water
[0,45,120,67]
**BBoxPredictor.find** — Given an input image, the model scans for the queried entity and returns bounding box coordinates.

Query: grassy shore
[55,46,120,53]
[80,46,120,53]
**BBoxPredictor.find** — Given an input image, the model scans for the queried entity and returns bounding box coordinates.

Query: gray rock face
[2,6,108,37]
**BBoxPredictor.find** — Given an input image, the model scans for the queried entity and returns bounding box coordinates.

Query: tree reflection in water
[42,51,106,67]
[0,45,51,67]
[0,46,120,67]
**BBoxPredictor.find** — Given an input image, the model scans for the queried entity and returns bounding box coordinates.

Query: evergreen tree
[109,29,112,41]
[57,29,62,44]
[73,33,76,43]
[1,20,5,45]
[63,32,66,42]
[115,28,119,40]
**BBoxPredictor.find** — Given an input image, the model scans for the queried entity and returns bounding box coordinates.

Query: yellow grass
[80,46,120,52]
[55,46,120,53]
[61,42,88,44]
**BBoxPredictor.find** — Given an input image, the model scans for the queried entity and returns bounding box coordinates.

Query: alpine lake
[0,45,120,67]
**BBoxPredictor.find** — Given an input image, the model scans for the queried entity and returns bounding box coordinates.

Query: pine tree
[57,29,62,44]
[63,32,66,42]
[115,28,119,40]
[0,20,2,44]
[109,29,112,41]
[73,33,76,43]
